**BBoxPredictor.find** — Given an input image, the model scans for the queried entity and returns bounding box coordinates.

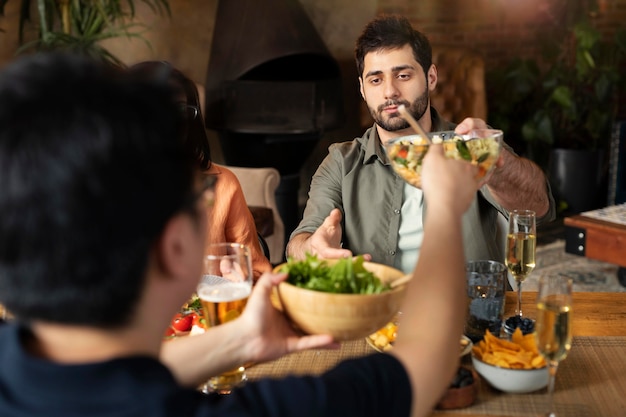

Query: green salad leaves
[279,254,391,294]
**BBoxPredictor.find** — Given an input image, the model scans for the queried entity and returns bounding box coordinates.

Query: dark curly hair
[355,15,432,79]
[0,53,195,327]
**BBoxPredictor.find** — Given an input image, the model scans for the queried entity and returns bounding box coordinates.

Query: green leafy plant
[487,4,626,169]
[1,0,171,65]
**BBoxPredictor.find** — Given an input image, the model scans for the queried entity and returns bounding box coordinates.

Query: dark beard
[369,88,429,132]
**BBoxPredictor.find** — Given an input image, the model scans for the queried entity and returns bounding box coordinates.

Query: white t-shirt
[394,183,425,273]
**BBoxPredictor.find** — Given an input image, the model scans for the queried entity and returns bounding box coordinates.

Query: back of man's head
[0,53,195,327]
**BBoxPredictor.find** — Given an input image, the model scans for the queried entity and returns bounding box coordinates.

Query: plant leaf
[550,86,574,110]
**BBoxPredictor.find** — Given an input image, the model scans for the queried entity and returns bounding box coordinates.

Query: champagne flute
[505,210,536,318]
[197,242,253,394]
[535,274,573,417]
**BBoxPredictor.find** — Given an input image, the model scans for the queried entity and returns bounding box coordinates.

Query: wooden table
[247,291,626,417]
[506,292,626,336]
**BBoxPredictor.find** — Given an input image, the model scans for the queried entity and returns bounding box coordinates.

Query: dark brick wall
[377,0,626,69]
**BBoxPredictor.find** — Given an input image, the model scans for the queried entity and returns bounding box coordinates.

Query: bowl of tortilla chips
[471,328,548,394]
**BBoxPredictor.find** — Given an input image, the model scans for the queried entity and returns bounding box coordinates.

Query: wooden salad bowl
[272,260,407,341]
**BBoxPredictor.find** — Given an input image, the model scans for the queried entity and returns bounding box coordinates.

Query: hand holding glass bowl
[384,129,503,188]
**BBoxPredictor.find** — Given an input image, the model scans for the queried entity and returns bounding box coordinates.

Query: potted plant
[1,0,171,65]
[488,6,626,214]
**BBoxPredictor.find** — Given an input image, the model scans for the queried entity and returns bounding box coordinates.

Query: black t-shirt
[0,324,412,416]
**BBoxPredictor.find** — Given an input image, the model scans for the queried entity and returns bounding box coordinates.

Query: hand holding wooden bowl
[384,129,503,188]
[272,259,407,341]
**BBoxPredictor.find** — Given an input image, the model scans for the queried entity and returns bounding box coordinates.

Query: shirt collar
[363,126,386,165]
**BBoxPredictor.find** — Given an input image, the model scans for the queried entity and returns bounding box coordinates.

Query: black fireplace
[204,0,345,250]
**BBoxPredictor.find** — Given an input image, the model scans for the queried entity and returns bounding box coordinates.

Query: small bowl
[471,354,548,394]
[384,129,503,188]
[272,261,406,341]
[436,367,478,410]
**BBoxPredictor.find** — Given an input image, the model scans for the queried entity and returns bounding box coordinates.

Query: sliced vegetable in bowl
[385,129,503,188]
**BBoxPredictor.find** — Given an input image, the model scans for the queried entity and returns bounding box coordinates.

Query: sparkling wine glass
[197,243,253,394]
[505,210,536,318]
[535,274,573,417]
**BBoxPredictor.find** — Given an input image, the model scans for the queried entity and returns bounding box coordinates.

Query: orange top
[205,164,272,281]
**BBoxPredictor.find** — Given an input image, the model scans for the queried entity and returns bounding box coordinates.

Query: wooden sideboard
[563,211,626,286]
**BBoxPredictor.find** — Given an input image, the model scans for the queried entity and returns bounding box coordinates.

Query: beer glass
[197,243,253,394]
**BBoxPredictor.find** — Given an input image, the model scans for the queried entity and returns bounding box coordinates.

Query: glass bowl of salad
[272,255,406,341]
[384,129,503,188]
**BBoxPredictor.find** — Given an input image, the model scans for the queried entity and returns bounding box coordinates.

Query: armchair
[430,45,488,123]
[227,166,285,265]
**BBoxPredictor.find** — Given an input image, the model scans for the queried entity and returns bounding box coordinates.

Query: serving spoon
[397,104,432,144]
[390,273,413,288]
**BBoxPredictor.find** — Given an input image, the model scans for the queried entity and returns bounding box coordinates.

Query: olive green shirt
[291,108,556,266]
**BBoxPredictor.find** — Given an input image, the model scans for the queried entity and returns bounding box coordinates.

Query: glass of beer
[197,242,253,394]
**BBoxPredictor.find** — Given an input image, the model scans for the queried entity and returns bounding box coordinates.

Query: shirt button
[394,209,400,214]
[389,250,396,255]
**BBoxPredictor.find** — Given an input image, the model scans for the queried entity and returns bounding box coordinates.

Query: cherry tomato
[171,313,193,332]
[163,326,176,339]
[192,313,207,329]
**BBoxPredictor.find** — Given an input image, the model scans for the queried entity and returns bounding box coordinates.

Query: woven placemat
[440,336,626,416]
[246,339,373,379]
[248,337,626,417]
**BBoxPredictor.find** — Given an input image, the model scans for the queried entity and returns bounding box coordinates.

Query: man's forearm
[488,151,551,217]
[286,232,313,260]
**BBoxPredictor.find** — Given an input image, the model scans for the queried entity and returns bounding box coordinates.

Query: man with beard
[287,15,555,273]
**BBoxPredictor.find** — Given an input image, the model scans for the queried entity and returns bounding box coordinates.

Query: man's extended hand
[287,209,372,261]
[306,208,367,260]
